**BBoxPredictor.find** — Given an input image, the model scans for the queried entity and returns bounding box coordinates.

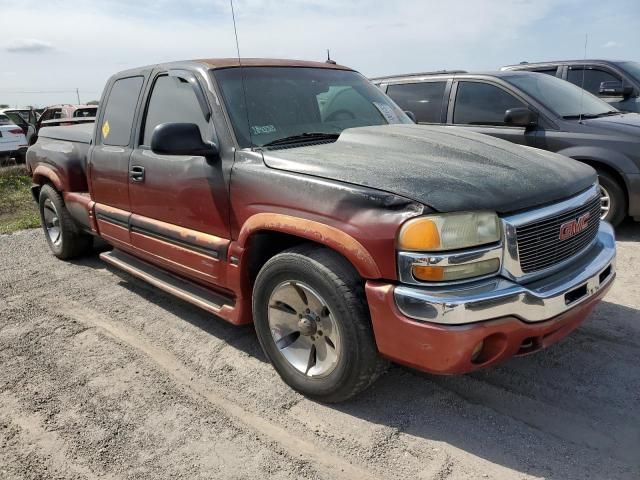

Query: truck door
[90,75,145,246]
[127,71,230,287]
[447,80,539,147]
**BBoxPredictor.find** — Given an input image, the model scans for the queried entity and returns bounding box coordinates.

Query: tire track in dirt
[50,299,384,480]
[0,394,120,480]
[431,374,640,464]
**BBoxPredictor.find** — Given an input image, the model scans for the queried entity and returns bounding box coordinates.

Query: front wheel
[38,184,93,259]
[597,170,626,226]
[252,245,387,402]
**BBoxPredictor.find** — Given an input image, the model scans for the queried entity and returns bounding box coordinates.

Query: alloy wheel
[599,184,611,220]
[267,281,341,378]
[42,198,62,246]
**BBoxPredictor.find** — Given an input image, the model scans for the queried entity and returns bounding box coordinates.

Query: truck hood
[262,124,596,214]
[580,112,640,137]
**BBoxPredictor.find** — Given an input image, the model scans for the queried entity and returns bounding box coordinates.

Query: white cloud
[603,40,622,48]
[5,38,55,53]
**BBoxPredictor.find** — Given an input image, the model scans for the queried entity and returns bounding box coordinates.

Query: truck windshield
[619,61,640,84]
[212,67,412,148]
[505,73,617,118]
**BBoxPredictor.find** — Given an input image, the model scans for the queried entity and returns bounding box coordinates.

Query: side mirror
[599,81,634,98]
[504,107,538,128]
[151,123,218,160]
[404,110,417,123]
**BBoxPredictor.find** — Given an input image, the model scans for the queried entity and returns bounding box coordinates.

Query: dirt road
[1,225,639,479]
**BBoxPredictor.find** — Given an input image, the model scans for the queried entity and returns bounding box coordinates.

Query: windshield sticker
[250,124,277,135]
[373,102,399,123]
[102,120,110,139]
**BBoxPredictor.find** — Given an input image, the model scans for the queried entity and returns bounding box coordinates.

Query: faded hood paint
[262,124,596,214]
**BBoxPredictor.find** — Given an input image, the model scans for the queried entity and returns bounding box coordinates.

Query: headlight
[398,212,501,252]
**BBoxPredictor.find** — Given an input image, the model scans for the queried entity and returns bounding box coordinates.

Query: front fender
[557,145,639,175]
[237,213,381,279]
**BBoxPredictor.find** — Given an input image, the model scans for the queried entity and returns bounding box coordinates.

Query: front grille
[516,195,601,273]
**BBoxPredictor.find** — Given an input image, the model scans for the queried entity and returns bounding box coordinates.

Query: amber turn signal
[412,258,500,282]
[397,218,441,251]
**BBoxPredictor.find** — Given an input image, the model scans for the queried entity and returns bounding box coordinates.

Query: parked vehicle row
[375,69,640,226]
[27,58,616,401]
[0,104,99,161]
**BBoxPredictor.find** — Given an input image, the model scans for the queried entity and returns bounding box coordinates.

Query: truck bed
[27,123,94,194]
[38,123,94,144]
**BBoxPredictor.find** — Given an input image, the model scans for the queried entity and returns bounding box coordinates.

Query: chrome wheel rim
[599,185,611,220]
[42,199,62,246]
[267,281,341,378]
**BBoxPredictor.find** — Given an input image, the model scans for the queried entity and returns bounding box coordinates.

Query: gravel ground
[1,223,639,479]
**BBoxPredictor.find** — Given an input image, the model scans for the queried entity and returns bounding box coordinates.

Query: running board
[100,249,234,316]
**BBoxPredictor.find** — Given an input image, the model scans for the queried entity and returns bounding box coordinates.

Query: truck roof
[502,59,626,69]
[113,58,353,78]
[196,58,352,70]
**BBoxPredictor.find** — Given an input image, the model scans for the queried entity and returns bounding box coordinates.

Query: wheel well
[243,230,360,287]
[30,177,55,203]
[578,159,628,200]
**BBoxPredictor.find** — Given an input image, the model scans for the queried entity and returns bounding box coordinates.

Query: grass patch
[0,166,40,234]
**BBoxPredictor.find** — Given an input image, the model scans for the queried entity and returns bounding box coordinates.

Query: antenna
[578,33,588,124]
[76,88,81,104]
[326,49,336,65]
[230,0,253,145]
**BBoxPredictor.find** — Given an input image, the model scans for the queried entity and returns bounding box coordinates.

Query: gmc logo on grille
[559,213,590,241]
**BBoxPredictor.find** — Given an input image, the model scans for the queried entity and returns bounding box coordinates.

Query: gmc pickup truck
[27,58,616,402]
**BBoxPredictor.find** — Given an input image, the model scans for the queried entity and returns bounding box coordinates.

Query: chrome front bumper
[394,222,616,325]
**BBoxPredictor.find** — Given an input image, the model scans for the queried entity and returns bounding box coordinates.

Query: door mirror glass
[151,122,219,159]
[504,107,538,127]
[599,81,634,98]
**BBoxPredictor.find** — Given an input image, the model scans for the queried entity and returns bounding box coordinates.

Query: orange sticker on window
[102,120,110,139]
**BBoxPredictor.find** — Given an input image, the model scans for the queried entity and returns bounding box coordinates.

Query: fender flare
[32,165,64,192]
[238,213,381,278]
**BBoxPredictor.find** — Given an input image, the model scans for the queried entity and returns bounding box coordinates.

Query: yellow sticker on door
[102,121,110,139]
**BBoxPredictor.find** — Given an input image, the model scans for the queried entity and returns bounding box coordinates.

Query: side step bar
[100,249,234,316]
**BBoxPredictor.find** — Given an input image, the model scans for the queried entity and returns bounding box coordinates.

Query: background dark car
[373,70,640,226]
[502,60,640,113]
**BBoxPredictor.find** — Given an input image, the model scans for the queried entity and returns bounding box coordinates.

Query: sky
[0,0,639,107]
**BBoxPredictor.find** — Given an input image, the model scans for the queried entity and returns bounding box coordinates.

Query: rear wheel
[597,170,626,226]
[252,245,387,402]
[38,184,93,259]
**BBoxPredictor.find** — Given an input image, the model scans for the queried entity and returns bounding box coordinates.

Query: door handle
[130,166,145,182]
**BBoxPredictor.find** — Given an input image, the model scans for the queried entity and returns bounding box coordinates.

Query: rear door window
[453,81,526,126]
[100,76,144,146]
[386,82,447,123]
[141,75,210,146]
[567,67,620,96]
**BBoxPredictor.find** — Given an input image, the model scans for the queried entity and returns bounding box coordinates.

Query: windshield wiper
[596,110,621,117]
[562,111,619,120]
[261,132,340,148]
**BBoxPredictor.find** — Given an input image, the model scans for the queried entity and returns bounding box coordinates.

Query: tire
[38,184,93,259]
[252,245,387,402]
[597,170,626,226]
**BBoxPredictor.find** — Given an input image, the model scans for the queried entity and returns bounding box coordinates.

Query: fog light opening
[471,341,484,363]
[470,333,508,365]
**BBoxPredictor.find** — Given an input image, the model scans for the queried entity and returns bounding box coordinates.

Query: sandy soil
[1,224,639,479]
